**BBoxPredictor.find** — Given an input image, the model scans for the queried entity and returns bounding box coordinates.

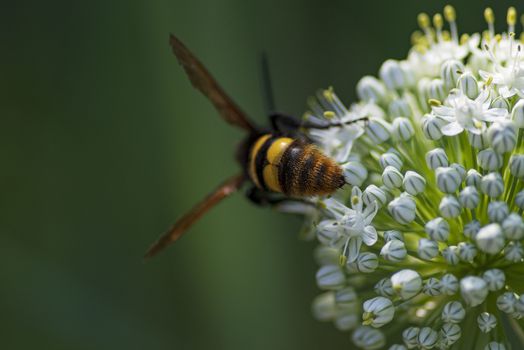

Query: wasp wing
[144,174,245,258]
[170,34,257,132]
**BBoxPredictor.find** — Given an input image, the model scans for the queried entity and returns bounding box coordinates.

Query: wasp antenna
[259,51,276,116]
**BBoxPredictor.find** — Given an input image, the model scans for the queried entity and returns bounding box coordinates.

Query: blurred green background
[1,1,522,349]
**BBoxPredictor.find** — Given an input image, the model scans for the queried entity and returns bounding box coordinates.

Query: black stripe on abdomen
[254,136,278,190]
[298,152,316,194]
[278,140,304,195]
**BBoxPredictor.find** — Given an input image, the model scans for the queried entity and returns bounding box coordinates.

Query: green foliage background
[1,1,521,349]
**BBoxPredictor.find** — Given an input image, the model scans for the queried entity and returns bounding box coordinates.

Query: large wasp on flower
[144,34,366,258]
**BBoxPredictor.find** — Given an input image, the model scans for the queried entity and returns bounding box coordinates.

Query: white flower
[432,89,508,135]
[316,187,378,263]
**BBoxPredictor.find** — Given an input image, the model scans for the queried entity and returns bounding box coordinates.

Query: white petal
[432,105,454,117]
[362,225,378,246]
[441,121,464,136]
[362,200,378,224]
[481,108,508,122]
[347,237,363,262]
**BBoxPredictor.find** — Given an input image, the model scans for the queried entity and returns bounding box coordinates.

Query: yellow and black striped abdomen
[247,134,345,197]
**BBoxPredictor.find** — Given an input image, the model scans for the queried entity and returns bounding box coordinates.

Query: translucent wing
[170,34,257,132]
[144,174,245,258]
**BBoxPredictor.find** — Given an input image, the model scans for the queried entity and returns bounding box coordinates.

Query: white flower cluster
[304,6,524,350]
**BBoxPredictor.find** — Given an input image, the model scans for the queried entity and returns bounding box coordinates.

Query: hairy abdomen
[247,135,345,197]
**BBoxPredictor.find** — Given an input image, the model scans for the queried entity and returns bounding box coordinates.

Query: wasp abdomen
[248,135,345,197]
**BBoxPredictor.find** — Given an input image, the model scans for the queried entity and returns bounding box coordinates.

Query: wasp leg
[245,186,316,215]
[246,186,285,206]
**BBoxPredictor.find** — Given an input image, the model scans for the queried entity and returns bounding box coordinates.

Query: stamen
[484,7,495,39]
[443,5,456,22]
[323,111,336,120]
[444,5,458,42]
[433,14,443,42]
[460,33,469,45]
[428,99,441,107]
[417,12,433,44]
[507,7,517,33]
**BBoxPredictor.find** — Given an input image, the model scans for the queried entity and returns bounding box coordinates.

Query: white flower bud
[334,310,359,331]
[442,246,460,265]
[314,245,340,266]
[439,195,461,218]
[488,121,517,153]
[316,265,345,290]
[422,115,444,140]
[441,59,465,89]
[459,186,480,209]
[450,163,466,181]
[477,312,497,333]
[440,323,461,347]
[382,166,403,189]
[464,220,481,239]
[380,152,403,170]
[427,79,446,101]
[477,148,503,170]
[460,276,488,307]
[402,327,420,349]
[418,238,439,260]
[482,269,505,291]
[441,301,465,323]
[363,185,388,207]
[441,273,459,295]
[515,190,524,210]
[497,292,518,314]
[458,242,477,262]
[436,167,462,193]
[480,172,504,198]
[356,252,379,273]
[511,98,524,128]
[487,201,509,222]
[388,98,412,118]
[357,76,387,103]
[312,292,336,321]
[458,72,479,99]
[468,130,489,149]
[426,148,449,169]
[391,269,422,300]
[425,217,449,241]
[379,59,406,90]
[504,241,523,262]
[510,154,524,179]
[502,213,524,240]
[516,294,524,315]
[375,278,395,298]
[484,342,506,350]
[465,169,482,188]
[403,171,426,195]
[366,117,391,144]
[417,327,438,349]
[335,286,358,308]
[380,239,407,262]
[388,196,416,224]
[491,96,510,110]
[423,277,441,296]
[342,161,368,186]
[392,117,414,141]
[362,296,395,328]
[384,230,404,242]
[316,220,340,246]
[352,326,386,350]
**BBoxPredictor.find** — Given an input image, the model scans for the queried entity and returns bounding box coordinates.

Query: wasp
[144,34,366,258]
